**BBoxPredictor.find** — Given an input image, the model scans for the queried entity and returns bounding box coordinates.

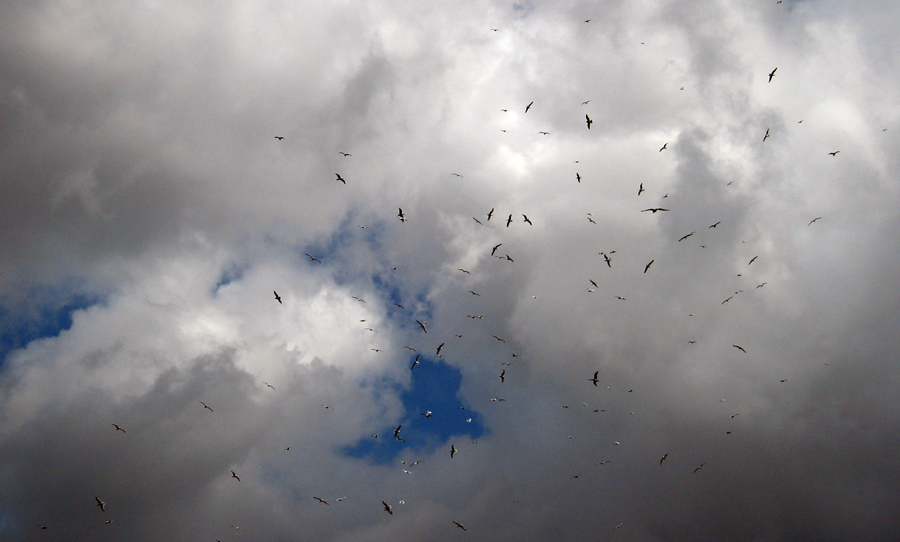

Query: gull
[678,231,695,242]
[499,369,506,383]
[643,260,654,273]
[709,221,721,228]
[404,346,416,352]
[458,268,470,274]
[468,290,480,296]
[398,208,407,222]
[402,469,412,474]
[659,142,668,152]
[274,291,282,304]
[637,183,645,195]
[733,344,747,353]
[411,355,420,369]
[721,296,733,304]
[600,252,612,267]
[660,453,669,465]
[274,136,285,140]
[421,410,433,418]
[231,470,241,482]
[487,208,494,221]
[589,279,598,287]
[763,128,770,142]
[382,501,393,515]
[436,343,445,356]
[585,114,593,129]
[450,444,457,458]
[492,335,506,343]
[263,381,275,390]
[767,67,777,82]
[416,320,428,333]
[756,282,767,288]
[112,423,126,433]
[352,296,367,303]
[615,295,626,300]
[590,371,599,386]
[453,521,467,531]
[808,217,822,226]
[472,217,483,225]
[338,151,351,156]
[748,255,758,265]
[95,497,106,511]
[828,151,840,156]
[693,462,706,473]
[576,172,581,183]
[641,208,669,213]
[305,253,321,263]
[335,173,346,184]
[314,497,330,505]
[538,131,550,135]
[587,215,596,224]
[452,173,464,178]
[199,401,214,412]
[491,243,502,256]
[525,101,534,113]
[506,214,513,227]
[371,348,382,353]
[393,425,404,442]
[523,214,532,225]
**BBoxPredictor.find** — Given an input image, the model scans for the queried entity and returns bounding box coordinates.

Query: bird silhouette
[112,423,126,433]
[274,136,284,140]
[335,173,346,184]
[767,67,777,82]
[95,497,105,511]
[763,128,770,142]
[398,208,407,222]
[314,497,329,505]
[585,114,593,129]
[491,243,502,256]
[733,345,747,353]
[453,521,467,531]
[305,253,321,263]
[393,425,404,442]
[338,151,351,156]
[487,208,494,221]
[450,444,457,458]
[641,208,669,213]
[576,172,582,183]
[638,183,645,195]
[231,470,241,482]
[643,260,655,273]
[660,454,669,465]
[274,291,282,304]
[659,142,668,152]
[590,371,599,386]
[525,101,534,113]
[523,214,532,225]
[382,501,393,515]
[678,232,695,242]
[199,401,214,412]
[436,343,444,356]
[828,151,840,156]
[416,320,427,333]
[808,217,822,226]
[506,214,513,227]
[499,370,506,382]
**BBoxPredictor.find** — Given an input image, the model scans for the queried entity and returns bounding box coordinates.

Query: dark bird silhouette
[411,355,420,369]
[416,320,428,333]
[199,401,214,412]
[263,381,275,390]
[638,183,645,195]
[585,114,593,129]
[506,214,513,227]
[660,453,669,465]
[491,243,502,256]
[523,214,532,225]
[453,521,467,531]
[576,172,581,183]
[828,151,840,156]
[643,260,654,273]
[768,67,777,82]
[709,221,721,228]
[274,136,285,140]
[468,290,480,296]
[587,215,596,224]
[808,217,822,226]
[525,101,534,113]
[678,231,695,242]
[305,253,321,263]
[641,208,669,213]
[450,444,457,458]
[472,217,483,225]
[487,208,494,221]
[335,173,346,184]
[538,131,550,135]
[458,268,470,274]
[382,501,393,515]
[590,371,599,386]
[492,335,506,343]
[398,208,407,222]
[499,370,506,383]
[693,462,706,473]
[95,497,105,511]
[112,423,126,433]
[452,173,463,178]
[314,497,329,505]
[393,425,404,442]
[600,252,612,267]
[763,128,770,142]
[659,142,668,152]
[421,410,433,418]
[231,470,241,482]
[274,291,282,304]
[582,100,591,105]
[338,151,351,156]
[436,343,445,356]
[733,345,747,353]
[748,255,758,265]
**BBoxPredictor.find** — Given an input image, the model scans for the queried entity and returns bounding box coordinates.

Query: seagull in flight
[763,128,770,142]
[585,114,593,129]
[263,382,275,390]
[748,255,758,265]
[637,183,645,195]
[576,172,581,183]
[491,243,502,256]
[450,444,457,458]
[641,208,669,213]
[709,221,721,228]
[305,253,321,263]
[458,268,470,274]
[499,369,506,383]
[274,291,282,304]
[590,371,599,386]
[808,217,822,226]
[393,425,405,442]
[453,521,467,531]
[411,355,420,369]
[506,214,513,227]
[828,150,840,156]
[112,423,126,433]
[732,344,747,353]
[335,173,346,184]
[678,231,695,242]
[660,453,669,465]
[313,497,330,505]
[231,471,241,482]
[643,260,655,273]
[538,131,550,135]
[525,101,534,113]
[600,252,612,267]
[436,343,445,356]
[468,290,480,296]
[582,100,591,105]
[767,67,777,82]
[693,462,707,473]
[274,136,285,140]
[659,142,668,152]
[95,497,106,511]
[382,501,393,515]
[338,151,351,156]
[487,208,494,221]
[416,320,427,333]
[398,208,407,222]
[523,214,532,225]
[199,401,214,412]
[472,217,483,225]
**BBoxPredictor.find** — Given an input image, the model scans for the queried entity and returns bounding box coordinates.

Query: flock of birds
[38,7,885,540]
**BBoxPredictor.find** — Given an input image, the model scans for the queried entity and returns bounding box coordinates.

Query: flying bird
[637,183,645,195]
[231,471,241,482]
[641,208,669,213]
[525,101,534,113]
[748,255,758,265]
[600,252,612,267]
[421,410,433,418]
[274,291,282,304]
[506,214,513,227]
[335,173,346,184]
[458,268,470,274]
[767,67,777,82]
[398,208,407,222]
[451,173,464,178]
[274,136,284,140]
[492,335,506,343]
[305,253,321,263]
[582,100,591,105]
[576,172,581,183]
[450,444,457,458]
[590,371,599,386]
[472,217,483,225]
[436,343,445,356]
[659,142,668,152]
[763,128,770,142]
[693,462,707,473]
[808,217,822,226]
[411,355,420,369]
[338,151,351,156]
[733,345,747,353]
[468,290,480,296]
[660,454,669,465]
[314,497,329,505]
[382,501,393,515]
[416,320,428,333]
[393,425,404,442]
[585,114,593,129]
[199,401,214,412]
[538,131,550,135]
[487,208,494,221]
[523,214,532,225]
[111,423,126,433]
[453,521,467,531]
[499,369,506,383]
[678,231,695,242]
[709,221,721,228]
[491,243,502,256]
[95,497,105,511]
[263,381,275,390]
[828,151,840,156]
[643,260,654,273]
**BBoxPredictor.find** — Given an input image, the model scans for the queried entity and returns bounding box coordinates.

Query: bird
[231,470,241,482]
[733,345,747,353]
[436,343,444,356]
[453,521,467,531]
[458,268,470,274]
[660,454,669,465]
[382,501,393,515]
[468,290,480,296]
[506,214,513,227]
[491,243,502,256]
[305,253,321,263]
[641,208,669,213]
[748,255,758,265]
[523,214,532,225]
[756,282,768,289]
[659,142,668,152]
[600,252,612,267]
[643,260,654,273]
[767,67,777,82]
[450,444,457,458]
[499,369,506,383]
[587,216,596,224]
[693,462,706,473]
[112,423,126,433]
[582,100,591,105]
[393,425,404,442]
[576,172,581,183]
[314,497,329,505]
[590,371,599,386]
[411,355,420,369]
[525,101,534,113]
[828,151,840,156]
[492,335,506,342]
[678,231,695,242]
[472,217,483,225]
[637,183,645,195]
[263,382,275,390]
[451,173,463,178]
[274,291,282,304]
[95,497,105,511]
[199,401,214,412]
[335,173,346,184]
[274,136,284,140]
[416,320,428,333]
[398,208,407,222]
[807,216,823,226]
[421,410,433,418]
[589,279,598,287]
[709,221,721,228]
[338,151,351,156]
[538,131,550,135]
[763,128,770,142]
[487,208,494,221]
[585,114,593,129]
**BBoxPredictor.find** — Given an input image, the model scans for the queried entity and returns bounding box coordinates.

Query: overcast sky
[2,0,900,540]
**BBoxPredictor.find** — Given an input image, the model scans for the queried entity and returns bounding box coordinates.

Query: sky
[1,0,900,540]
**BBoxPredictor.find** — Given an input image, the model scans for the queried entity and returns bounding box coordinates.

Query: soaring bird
[678,231,695,242]
[411,355,420,369]
[808,217,822,226]
[525,101,534,113]
[452,173,464,178]
[491,243,502,256]
[763,128,770,142]
[492,335,506,343]
[538,131,550,135]
[660,453,669,465]
[767,67,777,82]
[453,521,467,531]
[472,217,483,225]
[587,216,596,224]
[643,260,655,273]
[393,425,404,442]
[637,183,645,195]
[733,345,747,353]
[468,290,480,296]
[582,100,591,105]
[398,208,407,222]
[748,255,758,265]
[338,151,351,156]
[499,369,506,383]
[641,208,669,213]
[590,371,599,386]
[576,172,581,183]
[305,253,321,263]
[382,501,393,515]
[487,208,494,221]
[199,401,214,412]
[314,497,330,505]
[95,497,106,511]
[693,462,706,473]
[274,291,282,304]
[231,470,241,482]
[708,221,721,228]
[523,214,532,225]
[263,382,275,390]
[659,142,668,152]
[828,151,840,156]
[458,268,470,274]
[335,173,346,184]
[450,444,457,458]
[421,410,433,418]
[436,343,445,356]
[112,423,126,433]
[274,136,285,140]
[506,214,513,227]
[416,320,428,333]
[585,114,593,129]
[600,252,612,267]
